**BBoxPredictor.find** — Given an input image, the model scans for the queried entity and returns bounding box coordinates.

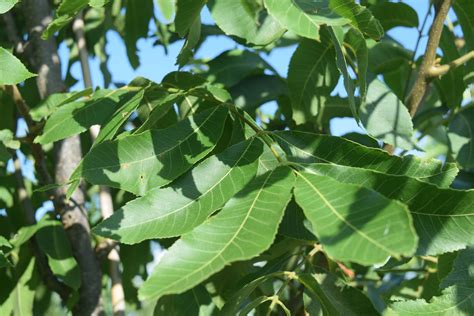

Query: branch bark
[21,1,102,315]
[405,0,453,117]
[73,12,126,316]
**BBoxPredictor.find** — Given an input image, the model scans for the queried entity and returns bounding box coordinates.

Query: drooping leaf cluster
[1,0,474,315]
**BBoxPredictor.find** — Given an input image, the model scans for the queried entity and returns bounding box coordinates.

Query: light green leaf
[157,0,175,21]
[208,0,285,46]
[305,163,474,256]
[34,89,127,144]
[386,286,474,315]
[36,222,81,289]
[42,0,89,38]
[175,0,206,37]
[360,79,414,150]
[264,0,348,41]
[371,2,418,31]
[89,0,110,7]
[272,130,458,187]
[329,26,357,120]
[0,0,17,13]
[329,0,384,40]
[294,172,417,264]
[139,166,295,300]
[287,33,338,124]
[298,273,379,315]
[74,106,228,195]
[0,48,36,85]
[448,108,474,169]
[93,138,263,243]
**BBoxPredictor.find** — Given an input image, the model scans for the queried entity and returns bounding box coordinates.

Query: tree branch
[21,1,103,315]
[405,0,453,117]
[427,50,474,77]
[73,12,126,316]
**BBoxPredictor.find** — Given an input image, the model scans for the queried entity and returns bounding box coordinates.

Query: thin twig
[427,50,474,77]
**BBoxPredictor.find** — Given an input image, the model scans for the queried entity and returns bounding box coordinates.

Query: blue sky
[58,0,454,138]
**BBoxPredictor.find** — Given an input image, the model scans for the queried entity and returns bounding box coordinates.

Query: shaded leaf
[287,34,338,124]
[360,79,414,150]
[175,0,206,37]
[93,138,263,243]
[139,166,295,300]
[294,171,417,264]
[371,2,418,31]
[125,0,154,68]
[230,75,287,111]
[298,273,379,315]
[448,108,474,169]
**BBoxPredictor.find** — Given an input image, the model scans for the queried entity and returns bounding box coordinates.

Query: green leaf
[368,40,411,74]
[371,2,419,31]
[0,0,17,14]
[278,200,316,241]
[154,285,216,315]
[207,50,273,87]
[125,0,154,68]
[448,108,474,169]
[9,258,37,316]
[29,88,93,122]
[92,89,146,145]
[440,247,473,290]
[36,222,81,289]
[176,15,201,67]
[360,79,414,150]
[93,138,263,243]
[264,0,348,41]
[294,171,417,264]
[272,131,458,187]
[298,273,379,315]
[306,164,474,255]
[329,26,357,120]
[287,34,338,124]
[34,89,127,144]
[42,0,90,38]
[434,27,465,110]
[74,106,228,195]
[208,0,285,46]
[387,286,474,315]
[0,48,36,85]
[175,0,206,37]
[344,28,368,102]
[230,75,287,111]
[139,166,295,300]
[329,0,384,40]
[157,0,175,21]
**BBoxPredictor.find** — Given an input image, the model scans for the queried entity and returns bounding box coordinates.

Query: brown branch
[73,12,126,316]
[427,50,474,77]
[405,0,453,117]
[20,1,103,315]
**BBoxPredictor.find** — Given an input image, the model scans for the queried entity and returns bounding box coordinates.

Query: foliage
[0,0,474,315]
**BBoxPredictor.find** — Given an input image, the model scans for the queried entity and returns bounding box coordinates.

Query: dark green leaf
[371,2,418,31]
[175,0,206,37]
[448,108,474,169]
